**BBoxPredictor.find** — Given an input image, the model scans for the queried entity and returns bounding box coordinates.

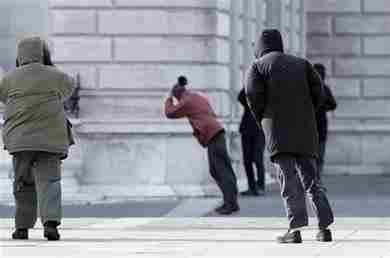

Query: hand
[172,96,179,105]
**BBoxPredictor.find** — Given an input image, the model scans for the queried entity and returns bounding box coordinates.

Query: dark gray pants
[12,151,62,229]
[273,154,334,230]
[207,132,238,206]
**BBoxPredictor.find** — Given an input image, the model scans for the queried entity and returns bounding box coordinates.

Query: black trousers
[317,141,326,180]
[207,132,238,206]
[241,133,265,191]
[273,154,334,230]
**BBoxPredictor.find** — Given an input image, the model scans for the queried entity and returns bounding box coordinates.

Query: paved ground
[1,217,389,258]
[1,175,389,218]
[0,175,389,257]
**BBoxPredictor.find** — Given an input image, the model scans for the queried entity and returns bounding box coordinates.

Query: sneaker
[216,203,240,215]
[12,229,28,240]
[240,189,259,196]
[316,229,332,242]
[44,221,60,241]
[277,230,302,244]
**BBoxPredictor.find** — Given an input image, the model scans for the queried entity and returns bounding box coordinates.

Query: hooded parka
[0,37,75,158]
[244,30,325,161]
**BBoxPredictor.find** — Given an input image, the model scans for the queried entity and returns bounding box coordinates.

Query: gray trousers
[207,132,238,206]
[273,154,334,230]
[12,151,62,229]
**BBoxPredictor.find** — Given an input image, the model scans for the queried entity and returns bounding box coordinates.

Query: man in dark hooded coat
[0,37,75,241]
[244,29,334,244]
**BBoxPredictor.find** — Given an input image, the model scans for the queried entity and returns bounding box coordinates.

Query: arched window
[0,0,49,71]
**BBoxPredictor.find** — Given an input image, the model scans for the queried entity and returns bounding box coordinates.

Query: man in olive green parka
[0,37,75,241]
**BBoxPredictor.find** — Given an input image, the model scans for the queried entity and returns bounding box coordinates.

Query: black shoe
[44,221,60,241]
[216,204,240,215]
[256,181,265,190]
[12,228,28,240]
[277,230,302,244]
[316,229,332,242]
[214,203,226,213]
[257,189,265,196]
[240,189,259,196]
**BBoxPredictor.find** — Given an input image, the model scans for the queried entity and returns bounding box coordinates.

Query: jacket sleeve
[323,85,337,111]
[237,88,247,107]
[58,74,75,102]
[306,61,325,110]
[0,77,7,103]
[164,96,189,119]
[244,62,266,126]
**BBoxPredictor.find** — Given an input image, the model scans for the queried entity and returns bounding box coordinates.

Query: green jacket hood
[17,37,46,66]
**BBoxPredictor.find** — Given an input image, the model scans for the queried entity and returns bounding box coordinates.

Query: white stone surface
[335,58,390,76]
[49,0,112,7]
[52,37,111,62]
[331,78,360,98]
[99,64,230,90]
[305,0,361,13]
[363,79,390,97]
[57,64,97,89]
[98,10,230,36]
[114,37,230,63]
[115,0,231,10]
[51,10,97,34]
[1,217,389,258]
[307,36,361,55]
[335,16,390,34]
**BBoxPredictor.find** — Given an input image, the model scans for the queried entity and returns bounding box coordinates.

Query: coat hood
[17,37,48,66]
[254,29,284,58]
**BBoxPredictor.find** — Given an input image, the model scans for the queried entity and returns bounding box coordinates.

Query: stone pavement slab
[1,218,389,258]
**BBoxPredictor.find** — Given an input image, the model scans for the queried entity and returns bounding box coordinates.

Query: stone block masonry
[48,0,250,200]
[44,0,308,200]
[306,0,390,175]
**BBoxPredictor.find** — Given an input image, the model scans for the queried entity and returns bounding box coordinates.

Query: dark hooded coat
[0,37,75,158]
[244,29,325,160]
[238,88,263,136]
[316,84,337,142]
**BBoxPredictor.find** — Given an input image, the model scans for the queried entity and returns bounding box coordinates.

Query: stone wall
[48,0,237,200]
[306,0,390,175]
[49,0,307,200]
[0,0,308,202]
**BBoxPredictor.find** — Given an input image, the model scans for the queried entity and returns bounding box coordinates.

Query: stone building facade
[306,0,390,175]
[0,0,388,202]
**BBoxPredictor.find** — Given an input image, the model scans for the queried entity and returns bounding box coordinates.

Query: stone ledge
[49,0,113,8]
[114,0,231,11]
